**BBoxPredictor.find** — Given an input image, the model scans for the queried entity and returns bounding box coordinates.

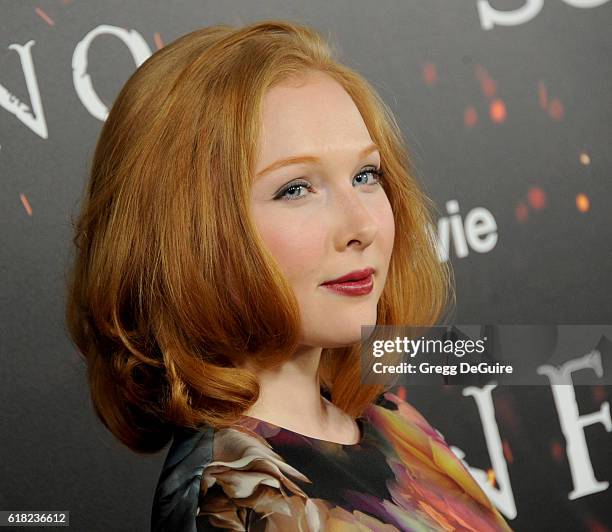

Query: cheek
[373,195,396,256]
[255,211,326,282]
[386,208,396,251]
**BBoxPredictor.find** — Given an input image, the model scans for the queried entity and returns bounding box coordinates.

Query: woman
[65,19,513,531]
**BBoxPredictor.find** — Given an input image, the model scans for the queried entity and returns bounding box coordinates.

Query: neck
[241,345,331,428]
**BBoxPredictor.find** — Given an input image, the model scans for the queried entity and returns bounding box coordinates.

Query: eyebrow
[255,143,380,179]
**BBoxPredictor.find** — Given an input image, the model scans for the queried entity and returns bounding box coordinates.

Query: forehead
[256,71,372,163]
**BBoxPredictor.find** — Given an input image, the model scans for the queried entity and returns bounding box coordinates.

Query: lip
[321,267,375,285]
[320,267,375,296]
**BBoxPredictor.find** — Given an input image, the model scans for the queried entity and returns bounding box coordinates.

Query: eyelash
[274,167,385,201]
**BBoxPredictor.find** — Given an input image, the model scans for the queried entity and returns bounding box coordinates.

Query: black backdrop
[1,1,611,530]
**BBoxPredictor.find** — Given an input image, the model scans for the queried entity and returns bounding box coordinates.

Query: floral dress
[151,391,513,531]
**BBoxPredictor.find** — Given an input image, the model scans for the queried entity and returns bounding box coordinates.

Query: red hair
[64,19,455,453]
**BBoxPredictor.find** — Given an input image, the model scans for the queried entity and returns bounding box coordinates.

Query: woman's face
[250,70,395,348]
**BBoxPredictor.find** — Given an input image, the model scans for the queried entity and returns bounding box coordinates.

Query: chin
[314,321,378,348]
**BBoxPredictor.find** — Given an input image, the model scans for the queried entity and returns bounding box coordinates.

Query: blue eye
[273,167,385,201]
[353,167,385,187]
[274,179,313,201]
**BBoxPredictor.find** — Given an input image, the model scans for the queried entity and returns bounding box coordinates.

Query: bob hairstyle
[64,19,455,454]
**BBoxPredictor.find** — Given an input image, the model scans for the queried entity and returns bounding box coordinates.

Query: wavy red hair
[64,19,455,453]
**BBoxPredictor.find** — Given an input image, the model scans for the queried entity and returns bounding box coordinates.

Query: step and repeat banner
[1,1,610,531]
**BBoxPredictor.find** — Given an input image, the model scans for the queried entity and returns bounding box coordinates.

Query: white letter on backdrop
[477,0,544,30]
[460,383,517,518]
[562,0,610,7]
[0,40,48,139]
[538,351,611,499]
[73,25,152,121]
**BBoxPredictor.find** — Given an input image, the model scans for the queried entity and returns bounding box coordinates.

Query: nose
[331,186,379,252]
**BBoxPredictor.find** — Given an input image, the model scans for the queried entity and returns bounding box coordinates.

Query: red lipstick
[320,267,375,296]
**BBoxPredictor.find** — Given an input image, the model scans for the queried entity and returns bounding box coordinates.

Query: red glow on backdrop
[423,62,438,86]
[490,99,507,123]
[551,440,565,463]
[19,193,32,216]
[476,65,497,98]
[576,193,590,213]
[584,516,612,532]
[502,439,514,464]
[494,395,521,431]
[548,98,564,120]
[515,202,529,223]
[538,80,548,110]
[35,7,55,26]
[528,187,547,210]
[592,386,608,403]
[464,106,478,128]
[538,81,564,120]
[154,32,164,49]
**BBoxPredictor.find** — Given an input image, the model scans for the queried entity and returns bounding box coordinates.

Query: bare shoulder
[322,398,361,444]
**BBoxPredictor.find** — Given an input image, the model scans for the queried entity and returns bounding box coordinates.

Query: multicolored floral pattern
[196,392,513,531]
